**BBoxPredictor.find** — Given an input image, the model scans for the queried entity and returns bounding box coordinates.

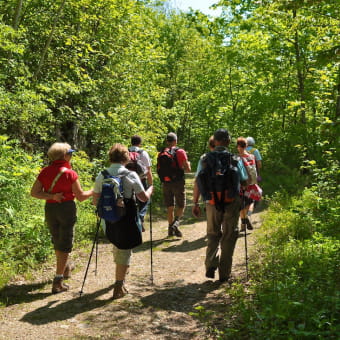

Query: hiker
[30,143,93,294]
[246,136,263,214]
[192,129,248,283]
[246,137,262,181]
[157,132,191,237]
[92,143,153,299]
[126,135,153,230]
[237,137,262,231]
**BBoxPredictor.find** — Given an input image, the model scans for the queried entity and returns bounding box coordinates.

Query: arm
[183,159,191,173]
[146,166,153,185]
[31,179,64,202]
[92,192,101,207]
[192,179,201,217]
[72,179,93,202]
[136,185,153,202]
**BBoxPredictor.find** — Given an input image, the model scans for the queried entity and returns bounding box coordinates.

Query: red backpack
[126,148,147,179]
[156,147,184,183]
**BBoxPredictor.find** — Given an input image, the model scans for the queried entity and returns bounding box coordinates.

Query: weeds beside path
[0,175,264,339]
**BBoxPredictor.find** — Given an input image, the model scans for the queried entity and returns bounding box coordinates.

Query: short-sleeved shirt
[93,163,145,198]
[173,148,188,168]
[37,160,78,203]
[246,146,262,162]
[195,146,248,182]
[128,146,152,167]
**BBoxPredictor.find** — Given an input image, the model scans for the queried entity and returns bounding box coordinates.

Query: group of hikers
[30,128,262,299]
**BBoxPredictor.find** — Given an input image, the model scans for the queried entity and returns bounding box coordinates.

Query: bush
[0,137,96,288]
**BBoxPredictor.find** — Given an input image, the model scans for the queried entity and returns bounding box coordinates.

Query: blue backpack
[97,170,127,222]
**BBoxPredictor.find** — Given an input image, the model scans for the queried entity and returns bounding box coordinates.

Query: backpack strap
[170,146,180,168]
[248,147,256,154]
[48,167,67,193]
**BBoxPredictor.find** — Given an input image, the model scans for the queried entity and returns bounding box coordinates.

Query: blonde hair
[47,142,71,161]
[109,143,130,163]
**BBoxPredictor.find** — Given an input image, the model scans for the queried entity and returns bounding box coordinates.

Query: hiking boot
[173,225,182,237]
[52,277,69,294]
[172,220,182,237]
[63,262,75,279]
[205,267,217,279]
[168,225,175,237]
[245,218,253,230]
[240,223,246,232]
[112,282,128,300]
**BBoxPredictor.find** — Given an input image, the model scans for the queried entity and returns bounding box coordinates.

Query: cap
[166,132,177,142]
[246,137,255,146]
[213,128,230,142]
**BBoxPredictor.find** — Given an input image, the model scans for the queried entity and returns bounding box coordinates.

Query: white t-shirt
[128,146,152,168]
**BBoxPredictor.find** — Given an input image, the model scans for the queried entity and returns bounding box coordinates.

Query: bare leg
[115,264,129,281]
[167,206,175,225]
[55,250,69,275]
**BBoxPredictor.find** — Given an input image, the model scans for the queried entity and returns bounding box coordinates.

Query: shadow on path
[20,284,114,325]
[133,237,178,253]
[161,236,206,253]
[141,280,222,313]
[0,282,50,306]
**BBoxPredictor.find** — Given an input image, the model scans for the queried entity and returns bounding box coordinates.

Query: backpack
[126,148,148,179]
[241,154,257,185]
[97,170,127,223]
[157,147,184,183]
[196,150,240,211]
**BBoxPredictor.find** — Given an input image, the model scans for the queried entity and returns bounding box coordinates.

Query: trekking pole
[243,191,249,281]
[149,200,154,285]
[95,228,99,276]
[79,216,101,298]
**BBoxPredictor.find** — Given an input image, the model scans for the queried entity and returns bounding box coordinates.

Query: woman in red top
[31,142,93,294]
[237,137,257,232]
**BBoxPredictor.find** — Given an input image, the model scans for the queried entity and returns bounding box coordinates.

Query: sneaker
[112,283,128,300]
[245,218,253,230]
[63,262,75,279]
[52,277,69,294]
[205,267,216,279]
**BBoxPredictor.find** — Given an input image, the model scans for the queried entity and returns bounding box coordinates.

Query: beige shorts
[112,246,132,265]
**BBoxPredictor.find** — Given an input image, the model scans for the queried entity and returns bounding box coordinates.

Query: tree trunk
[293,9,306,124]
[12,0,24,29]
[33,0,67,81]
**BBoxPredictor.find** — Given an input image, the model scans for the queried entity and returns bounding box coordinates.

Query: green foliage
[0,136,96,288]
[212,163,339,338]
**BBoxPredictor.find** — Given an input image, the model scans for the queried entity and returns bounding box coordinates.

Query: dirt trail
[0,176,264,340]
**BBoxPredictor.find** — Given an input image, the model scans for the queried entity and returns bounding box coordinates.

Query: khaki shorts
[45,200,77,253]
[162,180,185,208]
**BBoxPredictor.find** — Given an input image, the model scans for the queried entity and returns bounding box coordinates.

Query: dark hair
[131,135,142,146]
[213,128,230,143]
[237,137,247,148]
[109,143,130,163]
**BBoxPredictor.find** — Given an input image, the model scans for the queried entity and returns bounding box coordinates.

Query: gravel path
[0,199,263,340]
